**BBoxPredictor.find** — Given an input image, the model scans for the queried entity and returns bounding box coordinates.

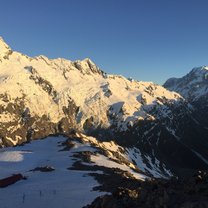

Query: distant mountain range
[1,37,208,207]
[1,37,208,180]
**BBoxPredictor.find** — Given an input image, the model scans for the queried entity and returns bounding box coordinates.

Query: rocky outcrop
[84,171,208,208]
[30,166,55,172]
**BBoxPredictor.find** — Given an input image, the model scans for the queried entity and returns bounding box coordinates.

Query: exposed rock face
[1,37,208,177]
[84,171,208,208]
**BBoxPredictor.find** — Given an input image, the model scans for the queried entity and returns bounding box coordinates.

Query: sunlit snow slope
[0,37,181,146]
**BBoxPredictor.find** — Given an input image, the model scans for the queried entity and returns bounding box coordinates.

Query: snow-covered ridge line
[0,37,183,147]
[71,132,173,178]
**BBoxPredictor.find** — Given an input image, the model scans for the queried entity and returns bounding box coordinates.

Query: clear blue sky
[1,0,208,84]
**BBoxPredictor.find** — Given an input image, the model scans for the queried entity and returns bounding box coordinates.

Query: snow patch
[91,154,146,180]
[0,151,31,162]
[0,136,105,208]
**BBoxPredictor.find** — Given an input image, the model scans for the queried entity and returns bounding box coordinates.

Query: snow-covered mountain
[0,36,182,147]
[164,66,208,101]
[1,36,208,183]
[164,66,208,128]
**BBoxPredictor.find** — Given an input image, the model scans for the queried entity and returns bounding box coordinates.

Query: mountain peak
[72,58,104,75]
[188,66,208,80]
[0,37,11,55]
[0,36,5,42]
[191,66,208,73]
[164,66,208,101]
[81,58,97,68]
[82,57,94,63]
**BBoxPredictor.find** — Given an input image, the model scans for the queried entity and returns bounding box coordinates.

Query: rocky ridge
[85,171,208,208]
